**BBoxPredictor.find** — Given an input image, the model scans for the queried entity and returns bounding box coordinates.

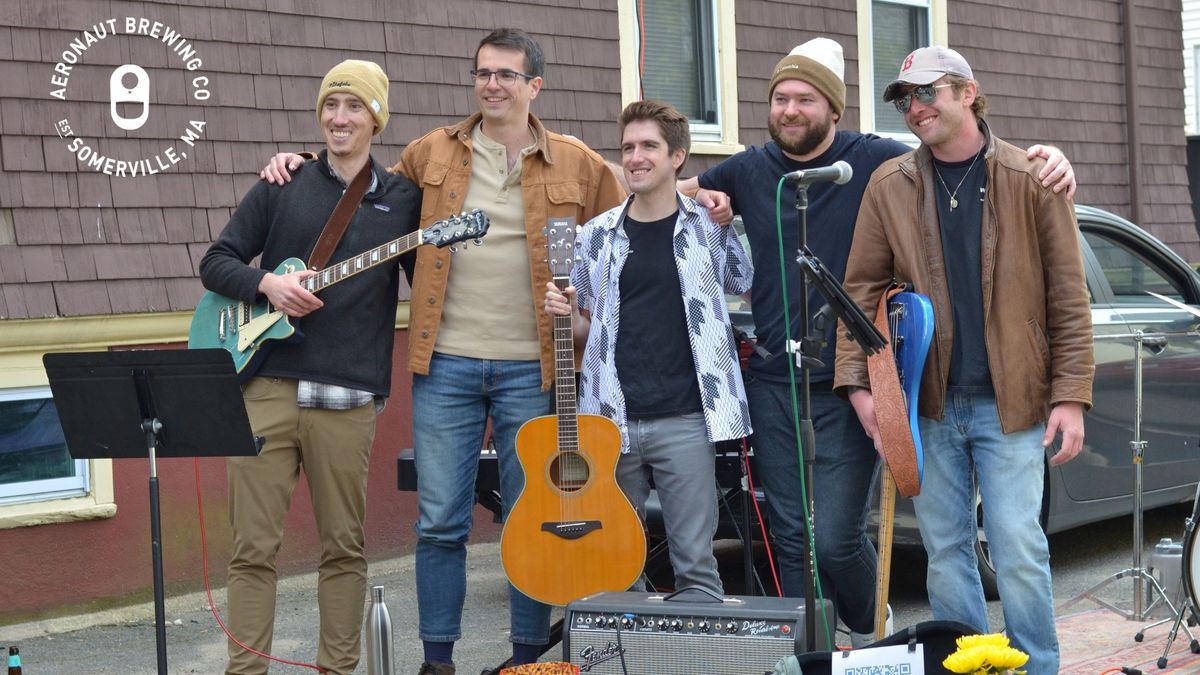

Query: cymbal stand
[1062,331,1178,623]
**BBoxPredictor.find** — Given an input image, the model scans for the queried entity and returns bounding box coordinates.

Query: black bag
[775,620,979,675]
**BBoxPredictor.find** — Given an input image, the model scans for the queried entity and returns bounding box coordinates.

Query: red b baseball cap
[883,46,973,102]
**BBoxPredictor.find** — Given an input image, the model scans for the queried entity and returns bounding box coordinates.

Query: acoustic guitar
[500,217,647,607]
[188,210,488,376]
[872,289,933,640]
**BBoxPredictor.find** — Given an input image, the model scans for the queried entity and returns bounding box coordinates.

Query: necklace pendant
[949,196,958,210]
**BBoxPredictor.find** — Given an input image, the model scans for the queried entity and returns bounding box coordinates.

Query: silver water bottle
[366,585,395,675]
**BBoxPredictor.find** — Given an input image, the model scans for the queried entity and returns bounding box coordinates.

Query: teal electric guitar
[189,209,489,376]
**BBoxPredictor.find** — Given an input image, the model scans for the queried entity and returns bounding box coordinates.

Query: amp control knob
[670,619,683,632]
[698,621,710,633]
[726,621,738,634]
[620,617,634,629]
[657,619,669,631]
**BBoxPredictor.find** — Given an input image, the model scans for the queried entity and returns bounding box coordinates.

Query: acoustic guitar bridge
[541,521,602,540]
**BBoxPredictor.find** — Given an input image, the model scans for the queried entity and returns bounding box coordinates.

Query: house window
[872,1,930,133]
[637,0,718,125]
[857,0,947,140]
[618,0,740,153]
[0,387,89,505]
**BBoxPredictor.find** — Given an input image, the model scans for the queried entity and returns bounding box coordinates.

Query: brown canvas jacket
[834,122,1094,433]
[394,112,625,389]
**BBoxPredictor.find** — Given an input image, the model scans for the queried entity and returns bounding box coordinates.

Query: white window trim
[857,0,949,146]
[617,0,742,155]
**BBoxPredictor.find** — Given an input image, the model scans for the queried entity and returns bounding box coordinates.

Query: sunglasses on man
[893,83,953,114]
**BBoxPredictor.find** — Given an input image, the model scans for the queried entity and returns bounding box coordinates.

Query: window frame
[617,0,741,155]
[0,385,90,505]
[856,0,948,145]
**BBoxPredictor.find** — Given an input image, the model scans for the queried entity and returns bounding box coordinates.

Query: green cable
[772,177,834,648]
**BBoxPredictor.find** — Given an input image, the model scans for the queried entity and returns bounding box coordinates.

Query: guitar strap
[307,160,373,270]
[867,284,922,498]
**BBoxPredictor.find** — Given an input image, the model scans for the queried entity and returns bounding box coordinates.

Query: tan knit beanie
[316,59,390,134]
[768,38,846,117]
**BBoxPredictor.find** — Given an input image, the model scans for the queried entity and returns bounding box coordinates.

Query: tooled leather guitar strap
[867,284,922,498]
[307,159,373,270]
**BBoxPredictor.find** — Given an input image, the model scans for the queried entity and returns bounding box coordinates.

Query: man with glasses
[679,38,1075,647]
[262,28,623,675]
[835,47,1093,673]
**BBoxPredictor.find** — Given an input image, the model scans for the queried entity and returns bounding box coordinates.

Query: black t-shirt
[932,149,992,389]
[698,132,910,383]
[614,211,703,417]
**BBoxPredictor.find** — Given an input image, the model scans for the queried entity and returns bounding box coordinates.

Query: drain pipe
[1123,0,1144,226]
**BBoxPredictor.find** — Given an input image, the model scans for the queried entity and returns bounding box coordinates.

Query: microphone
[783,160,853,185]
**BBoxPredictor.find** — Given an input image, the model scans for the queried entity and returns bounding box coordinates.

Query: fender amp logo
[48,17,212,178]
[579,641,624,672]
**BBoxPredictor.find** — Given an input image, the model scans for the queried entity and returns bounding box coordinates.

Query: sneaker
[418,662,456,675]
[849,604,893,648]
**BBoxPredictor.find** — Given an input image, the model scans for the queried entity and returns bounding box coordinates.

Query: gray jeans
[617,412,723,596]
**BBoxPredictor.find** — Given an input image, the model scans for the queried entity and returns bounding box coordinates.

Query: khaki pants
[225,377,376,675]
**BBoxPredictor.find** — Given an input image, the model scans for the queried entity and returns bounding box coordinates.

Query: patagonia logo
[328,81,351,88]
[373,204,390,212]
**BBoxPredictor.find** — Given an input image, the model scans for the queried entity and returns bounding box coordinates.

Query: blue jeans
[914,387,1057,674]
[746,378,879,633]
[618,413,723,596]
[412,353,553,645]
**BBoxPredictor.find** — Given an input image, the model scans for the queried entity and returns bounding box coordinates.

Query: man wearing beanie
[263,29,623,675]
[837,47,1092,673]
[200,58,420,675]
[680,38,1075,647]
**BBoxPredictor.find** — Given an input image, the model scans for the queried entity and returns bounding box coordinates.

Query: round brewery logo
[49,17,212,178]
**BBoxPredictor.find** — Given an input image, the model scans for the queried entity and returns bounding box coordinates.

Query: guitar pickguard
[236,306,286,352]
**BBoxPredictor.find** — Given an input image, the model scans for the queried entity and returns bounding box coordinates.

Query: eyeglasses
[469,69,536,87]
[893,83,954,113]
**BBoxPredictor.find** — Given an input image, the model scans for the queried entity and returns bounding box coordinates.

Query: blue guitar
[888,290,934,485]
[189,209,489,376]
[873,287,934,640]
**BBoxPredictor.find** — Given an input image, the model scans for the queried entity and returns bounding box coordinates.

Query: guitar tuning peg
[449,244,459,253]
[472,238,483,246]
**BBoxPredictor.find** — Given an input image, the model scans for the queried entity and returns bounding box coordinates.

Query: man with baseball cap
[836,46,1093,672]
[679,38,1076,648]
[199,59,421,675]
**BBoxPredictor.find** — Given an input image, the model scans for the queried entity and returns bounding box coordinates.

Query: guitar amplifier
[564,592,835,674]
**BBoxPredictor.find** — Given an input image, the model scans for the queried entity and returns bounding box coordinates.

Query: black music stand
[42,349,260,675]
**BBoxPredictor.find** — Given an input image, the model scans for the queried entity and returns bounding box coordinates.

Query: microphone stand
[787,181,885,650]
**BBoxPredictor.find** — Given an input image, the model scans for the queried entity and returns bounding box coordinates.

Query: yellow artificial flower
[942,633,1029,675]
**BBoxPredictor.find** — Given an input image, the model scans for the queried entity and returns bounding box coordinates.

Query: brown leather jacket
[394,113,625,389]
[834,122,1093,433]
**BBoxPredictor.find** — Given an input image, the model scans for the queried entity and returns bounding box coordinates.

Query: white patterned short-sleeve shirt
[573,193,753,450]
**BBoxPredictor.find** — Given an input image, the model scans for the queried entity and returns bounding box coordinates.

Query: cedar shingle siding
[0,0,1194,322]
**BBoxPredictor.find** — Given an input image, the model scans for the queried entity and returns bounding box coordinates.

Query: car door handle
[1140,334,1168,354]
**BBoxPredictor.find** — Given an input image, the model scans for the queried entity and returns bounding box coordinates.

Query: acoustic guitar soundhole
[548,452,590,493]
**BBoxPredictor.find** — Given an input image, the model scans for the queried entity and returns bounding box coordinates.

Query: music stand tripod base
[1060,331,1192,650]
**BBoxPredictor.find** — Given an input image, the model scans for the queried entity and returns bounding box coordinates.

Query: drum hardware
[1144,482,1200,668]
[1062,332,1186,627]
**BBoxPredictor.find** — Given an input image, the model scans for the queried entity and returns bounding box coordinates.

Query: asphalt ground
[2,502,1195,674]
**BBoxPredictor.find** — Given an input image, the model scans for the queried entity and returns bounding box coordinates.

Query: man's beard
[769,113,833,157]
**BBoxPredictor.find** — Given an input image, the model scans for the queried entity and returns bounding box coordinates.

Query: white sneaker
[849,605,893,648]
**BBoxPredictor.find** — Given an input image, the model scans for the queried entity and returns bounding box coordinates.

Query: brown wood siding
[0,0,622,319]
[952,0,1198,260]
